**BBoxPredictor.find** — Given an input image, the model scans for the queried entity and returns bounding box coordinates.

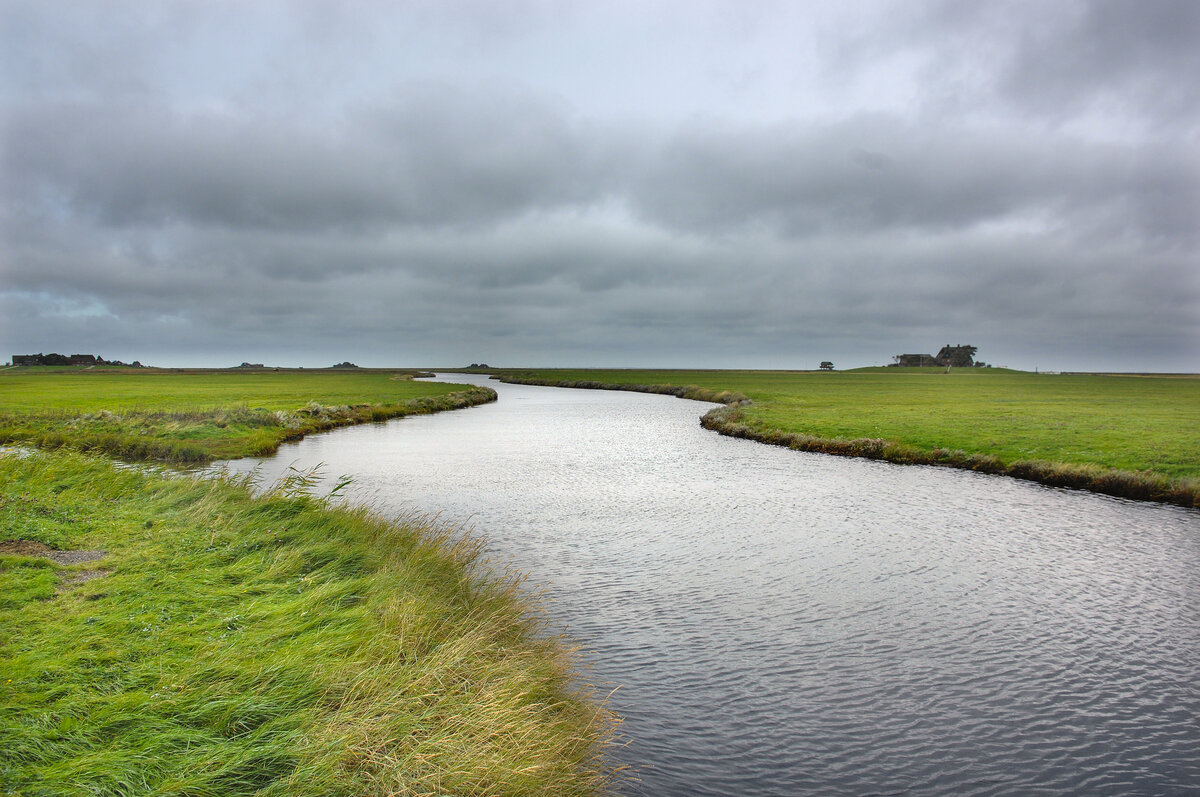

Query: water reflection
[216,374,1200,796]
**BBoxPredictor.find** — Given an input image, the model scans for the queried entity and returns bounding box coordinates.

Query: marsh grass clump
[0,451,619,795]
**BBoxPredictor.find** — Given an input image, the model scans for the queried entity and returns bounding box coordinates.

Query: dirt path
[0,539,110,589]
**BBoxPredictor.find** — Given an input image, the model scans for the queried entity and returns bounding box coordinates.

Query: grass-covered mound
[0,451,617,795]
[0,368,495,463]
[493,368,1200,507]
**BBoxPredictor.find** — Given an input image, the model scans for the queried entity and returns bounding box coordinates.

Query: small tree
[819,361,834,371]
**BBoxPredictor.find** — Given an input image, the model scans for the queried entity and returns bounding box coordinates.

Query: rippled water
[217,374,1200,795]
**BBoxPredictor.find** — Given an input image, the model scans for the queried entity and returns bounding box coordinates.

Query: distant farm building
[935,344,978,368]
[819,361,834,371]
[894,353,939,367]
[892,344,982,368]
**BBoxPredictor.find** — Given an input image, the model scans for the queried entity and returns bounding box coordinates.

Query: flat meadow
[0,367,458,413]
[0,367,494,462]
[492,367,1200,506]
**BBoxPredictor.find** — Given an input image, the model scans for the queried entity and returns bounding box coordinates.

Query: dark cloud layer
[2,0,1197,370]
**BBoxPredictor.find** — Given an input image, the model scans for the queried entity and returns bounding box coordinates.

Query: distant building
[894,353,939,367]
[892,345,979,368]
[819,361,834,370]
[934,344,977,368]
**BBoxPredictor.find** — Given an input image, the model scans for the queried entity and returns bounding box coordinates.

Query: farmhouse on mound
[892,344,980,368]
[934,344,978,368]
[894,353,939,367]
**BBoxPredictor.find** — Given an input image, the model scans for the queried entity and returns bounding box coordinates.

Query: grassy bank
[0,368,495,463]
[493,368,1200,508]
[0,451,617,795]
[1,367,617,793]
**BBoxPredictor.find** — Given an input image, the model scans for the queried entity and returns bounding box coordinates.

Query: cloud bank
[2,0,1197,370]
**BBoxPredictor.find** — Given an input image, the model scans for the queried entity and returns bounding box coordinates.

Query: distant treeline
[12,353,143,367]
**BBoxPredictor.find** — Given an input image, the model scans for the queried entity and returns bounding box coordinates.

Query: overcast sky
[2,0,1197,370]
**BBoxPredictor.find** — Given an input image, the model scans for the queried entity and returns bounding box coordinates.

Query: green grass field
[0,368,615,794]
[0,368,494,463]
[0,451,616,796]
[493,367,1200,505]
[0,368,455,413]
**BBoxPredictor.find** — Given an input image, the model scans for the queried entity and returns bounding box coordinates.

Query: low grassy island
[0,367,618,795]
[491,368,1200,508]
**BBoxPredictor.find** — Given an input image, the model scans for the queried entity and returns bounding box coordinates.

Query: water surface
[218,374,1200,795]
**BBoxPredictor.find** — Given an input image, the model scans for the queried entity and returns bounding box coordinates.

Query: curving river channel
[217,374,1200,796]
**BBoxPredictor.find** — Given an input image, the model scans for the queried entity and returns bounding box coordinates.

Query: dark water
[216,375,1200,795]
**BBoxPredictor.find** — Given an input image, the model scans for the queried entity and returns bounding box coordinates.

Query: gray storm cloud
[1,0,1196,370]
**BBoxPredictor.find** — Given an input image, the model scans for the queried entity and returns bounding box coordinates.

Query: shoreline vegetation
[0,452,618,795]
[0,367,496,464]
[0,367,619,794]
[491,369,1200,509]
